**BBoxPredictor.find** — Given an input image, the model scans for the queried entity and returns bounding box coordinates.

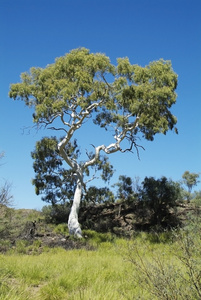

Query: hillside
[1,200,200,254]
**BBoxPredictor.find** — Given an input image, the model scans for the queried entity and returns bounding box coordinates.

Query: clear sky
[1,0,201,210]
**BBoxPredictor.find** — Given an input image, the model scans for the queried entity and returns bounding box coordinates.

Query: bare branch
[48,126,68,133]
[84,174,98,185]
[102,74,113,89]
[120,138,145,160]
[83,114,142,166]
[60,112,71,127]
[0,181,13,206]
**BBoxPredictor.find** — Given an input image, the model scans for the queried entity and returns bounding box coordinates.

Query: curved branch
[84,115,142,167]
[48,126,68,133]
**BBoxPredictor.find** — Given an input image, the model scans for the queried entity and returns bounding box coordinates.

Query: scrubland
[0,217,201,300]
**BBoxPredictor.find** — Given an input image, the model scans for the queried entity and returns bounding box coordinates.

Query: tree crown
[9,47,178,145]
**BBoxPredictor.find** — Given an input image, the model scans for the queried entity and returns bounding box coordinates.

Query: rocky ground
[0,201,200,253]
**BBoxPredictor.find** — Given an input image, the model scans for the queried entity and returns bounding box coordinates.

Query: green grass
[0,243,131,300]
[0,225,201,300]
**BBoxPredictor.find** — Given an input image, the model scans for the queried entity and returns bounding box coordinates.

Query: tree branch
[48,126,68,133]
[83,115,142,167]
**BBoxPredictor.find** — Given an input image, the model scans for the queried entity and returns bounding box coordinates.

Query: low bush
[53,223,69,235]
[125,218,201,299]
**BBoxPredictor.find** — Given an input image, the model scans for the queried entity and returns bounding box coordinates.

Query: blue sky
[1,0,201,209]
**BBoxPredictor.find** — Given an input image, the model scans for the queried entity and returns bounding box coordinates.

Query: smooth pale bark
[58,112,140,238]
[68,177,83,238]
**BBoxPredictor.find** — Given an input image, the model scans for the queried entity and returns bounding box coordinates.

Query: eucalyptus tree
[139,176,180,227]
[0,152,13,207]
[182,171,200,202]
[115,175,134,201]
[9,48,178,237]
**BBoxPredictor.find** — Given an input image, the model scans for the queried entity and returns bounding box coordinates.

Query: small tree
[115,175,135,202]
[139,176,180,228]
[9,48,178,237]
[182,171,200,202]
[0,154,13,238]
[0,153,13,207]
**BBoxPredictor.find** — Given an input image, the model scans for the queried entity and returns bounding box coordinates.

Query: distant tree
[182,171,200,202]
[132,176,142,195]
[0,154,13,238]
[9,48,178,237]
[0,181,13,207]
[0,153,13,207]
[139,176,180,227]
[115,175,135,201]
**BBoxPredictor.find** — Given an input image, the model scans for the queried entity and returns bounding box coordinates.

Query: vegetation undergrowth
[0,215,201,300]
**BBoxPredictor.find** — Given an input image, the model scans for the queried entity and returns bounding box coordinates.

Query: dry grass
[0,217,201,300]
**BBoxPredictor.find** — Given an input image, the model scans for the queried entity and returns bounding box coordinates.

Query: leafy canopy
[9,47,178,145]
[182,171,200,202]
[139,176,180,226]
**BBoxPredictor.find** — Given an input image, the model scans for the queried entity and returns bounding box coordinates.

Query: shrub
[125,219,201,299]
[54,223,69,235]
[42,203,70,224]
[138,176,180,229]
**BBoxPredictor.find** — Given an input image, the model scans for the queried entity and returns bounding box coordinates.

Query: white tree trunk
[58,114,140,238]
[68,177,83,238]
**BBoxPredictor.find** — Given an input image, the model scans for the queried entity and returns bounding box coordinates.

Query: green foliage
[9,48,114,121]
[42,203,70,224]
[31,137,79,204]
[88,154,115,183]
[139,176,180,228]
[115,175,135,202]
[83,186,115,204]
[10,47,178,152]
[99,58,178,141]
[32,136,114,205]
[15,240,30,254]
[9,48,178,223]
[0,169,14,239]
[125,220,201,299]
[82,229,115,245]
[182,171,200,202]
[191,196,201,208]
[0,205,13,239]
[0,208,43,253]
[54,223,69,235]
[1,222,201,299]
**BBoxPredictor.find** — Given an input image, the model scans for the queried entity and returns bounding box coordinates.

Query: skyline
[1,0,201,209]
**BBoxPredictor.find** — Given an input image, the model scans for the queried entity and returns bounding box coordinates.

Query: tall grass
[0,223,200,299]
[0,242,133,300]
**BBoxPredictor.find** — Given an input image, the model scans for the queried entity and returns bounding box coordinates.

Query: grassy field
[0,221,201,300]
